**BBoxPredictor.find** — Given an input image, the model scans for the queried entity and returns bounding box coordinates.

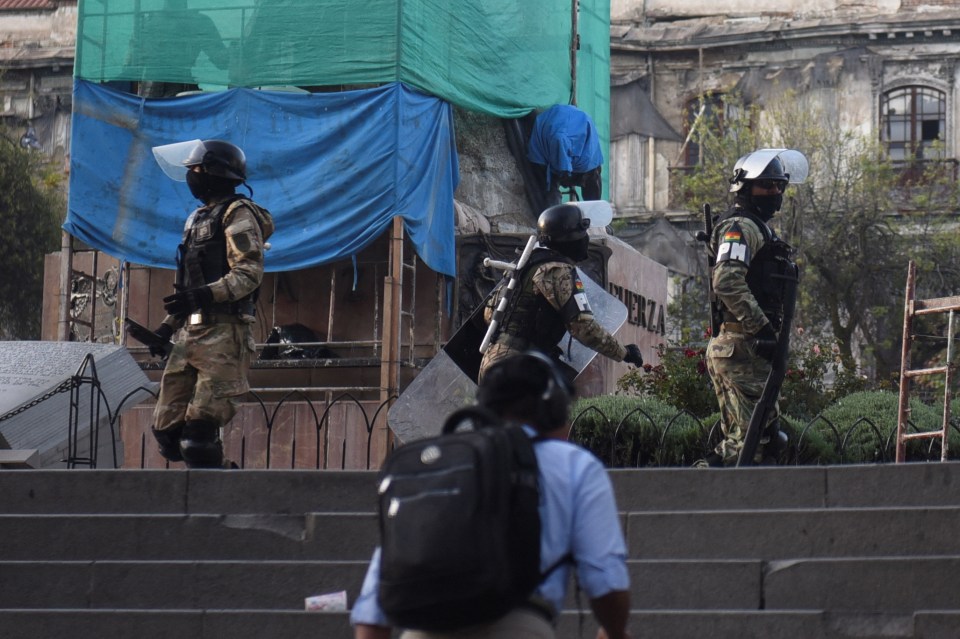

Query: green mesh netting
[76,0,610,192]
[576,0,610,198]
[76,0,608,120]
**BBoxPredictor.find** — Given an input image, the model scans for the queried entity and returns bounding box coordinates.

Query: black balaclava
[735,186,782,222]
[550,236,590,262]
[186,170,239,203]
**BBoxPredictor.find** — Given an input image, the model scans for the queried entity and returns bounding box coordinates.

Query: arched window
[880,86,946,161]
[683,93,725,166]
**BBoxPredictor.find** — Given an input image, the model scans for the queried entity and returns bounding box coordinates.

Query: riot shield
[388,267,627,444]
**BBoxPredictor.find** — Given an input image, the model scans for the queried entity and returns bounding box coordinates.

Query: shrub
[781,414,838,465]
[781,341,869,421]
[570,395,711,467]
[797,391,958,463]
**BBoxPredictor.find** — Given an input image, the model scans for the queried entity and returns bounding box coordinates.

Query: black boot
[179,419,224,469]
[152,425,184,463]
[760,421,788,465]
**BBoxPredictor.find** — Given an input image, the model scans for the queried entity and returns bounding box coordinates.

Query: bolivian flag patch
[716,221,751,265]
[573,277,592,312]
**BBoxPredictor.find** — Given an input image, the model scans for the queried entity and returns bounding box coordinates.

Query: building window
[880,86,946,161]
[683,93,724,166]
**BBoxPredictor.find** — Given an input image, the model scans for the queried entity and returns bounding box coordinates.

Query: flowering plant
[617,339,718,419]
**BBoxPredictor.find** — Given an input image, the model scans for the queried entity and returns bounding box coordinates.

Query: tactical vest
[496,248,575,352]
[176,196,261,315]
[714,207,795,330]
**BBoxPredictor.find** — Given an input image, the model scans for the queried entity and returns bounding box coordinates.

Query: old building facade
[0,0,75,169]
[608,0,960,278]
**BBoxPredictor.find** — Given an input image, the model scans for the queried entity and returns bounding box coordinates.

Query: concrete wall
[0,1,76,166]
[612,0,906,21]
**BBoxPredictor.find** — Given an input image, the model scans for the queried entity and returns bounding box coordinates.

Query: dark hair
[476,351,574,429]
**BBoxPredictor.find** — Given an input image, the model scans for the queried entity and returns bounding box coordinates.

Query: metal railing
[12,359,958,469]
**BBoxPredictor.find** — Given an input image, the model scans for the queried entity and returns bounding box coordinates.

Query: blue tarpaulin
[65,79,459,276]
[527,104,604,175]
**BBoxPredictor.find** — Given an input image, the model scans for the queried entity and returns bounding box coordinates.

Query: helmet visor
[738,148,809,184]
[568,200,613,229]
[152,139,203,182]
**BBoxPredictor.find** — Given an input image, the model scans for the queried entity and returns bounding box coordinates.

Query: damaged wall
[452,107,537,234]
[0,1,75,167]
[613,0,907,21]
[607,3,960,279]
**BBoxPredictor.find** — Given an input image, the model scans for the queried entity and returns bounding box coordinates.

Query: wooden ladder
[895,260,960,462]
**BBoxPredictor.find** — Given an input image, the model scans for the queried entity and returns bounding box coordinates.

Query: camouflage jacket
[485,254,626,361]
[164,196,275,329]
[710,211,770,336]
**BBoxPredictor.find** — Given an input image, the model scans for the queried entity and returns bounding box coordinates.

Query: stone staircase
[1,464,959,638]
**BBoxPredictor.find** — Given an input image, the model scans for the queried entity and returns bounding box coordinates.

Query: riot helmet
[537,204,590,243]
[537,204,591,261]
[729,152,791,220]
[729,155,789,193]
[183,139,247,181]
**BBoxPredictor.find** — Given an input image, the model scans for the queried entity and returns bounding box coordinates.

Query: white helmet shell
[729,148,809,192]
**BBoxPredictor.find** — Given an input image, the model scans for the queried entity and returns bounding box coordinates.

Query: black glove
[150,323,175,359]
[752,323,778,361]
[162,286,213,317]
[623,344,643,367]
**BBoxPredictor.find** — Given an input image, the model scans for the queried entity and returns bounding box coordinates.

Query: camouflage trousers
[705,329,780,466]
[153,320,256,432]
[477,341,521,383]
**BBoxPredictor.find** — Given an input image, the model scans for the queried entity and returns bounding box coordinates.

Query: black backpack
[376,405,542,631]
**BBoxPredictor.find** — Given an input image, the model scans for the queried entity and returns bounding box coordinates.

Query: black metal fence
[25,358,959,469]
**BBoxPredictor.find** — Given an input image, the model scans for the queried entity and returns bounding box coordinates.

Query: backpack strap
[441,405,503,434]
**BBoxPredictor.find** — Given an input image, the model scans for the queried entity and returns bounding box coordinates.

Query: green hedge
[570,391,960,467]
[570,395,708,467]
[799,390,960,463]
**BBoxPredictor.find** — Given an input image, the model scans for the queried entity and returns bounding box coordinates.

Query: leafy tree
[0,128,64,339]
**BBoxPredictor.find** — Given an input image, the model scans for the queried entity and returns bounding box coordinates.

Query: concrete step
[558,610,960,639]
[626,506,960,559]
[0,609,352,639]
[1,609,958,639]
[4,463,960,516]
[609,462,960,512]
[4,505,958,563]
[0,513,379,561]
[0,469,379,515]
[0,560,370,611]
[0,559,763,611]
[4,465,960,638]
[5,556,957,614]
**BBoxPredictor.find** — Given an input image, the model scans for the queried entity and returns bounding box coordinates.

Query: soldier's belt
[186,312,247,326]
[496,333,531,350]
[720,322,745,334]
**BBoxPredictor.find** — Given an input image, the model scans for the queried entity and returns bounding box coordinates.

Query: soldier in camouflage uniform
[149,140,275,469]
[478,203,643,381]
[704,153,796,466]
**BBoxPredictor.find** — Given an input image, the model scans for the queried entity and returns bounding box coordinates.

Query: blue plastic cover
[527,104,604,174]
[65,79,459,275]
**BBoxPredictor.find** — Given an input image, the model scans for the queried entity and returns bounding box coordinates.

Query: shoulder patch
[716,221,751,265]
[572,276,592,313]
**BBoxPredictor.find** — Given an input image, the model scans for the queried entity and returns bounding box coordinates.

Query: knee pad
[152,425,184,462]
[179,420,224,469]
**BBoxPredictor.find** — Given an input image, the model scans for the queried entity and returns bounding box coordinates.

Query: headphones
[477,350,574,427]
